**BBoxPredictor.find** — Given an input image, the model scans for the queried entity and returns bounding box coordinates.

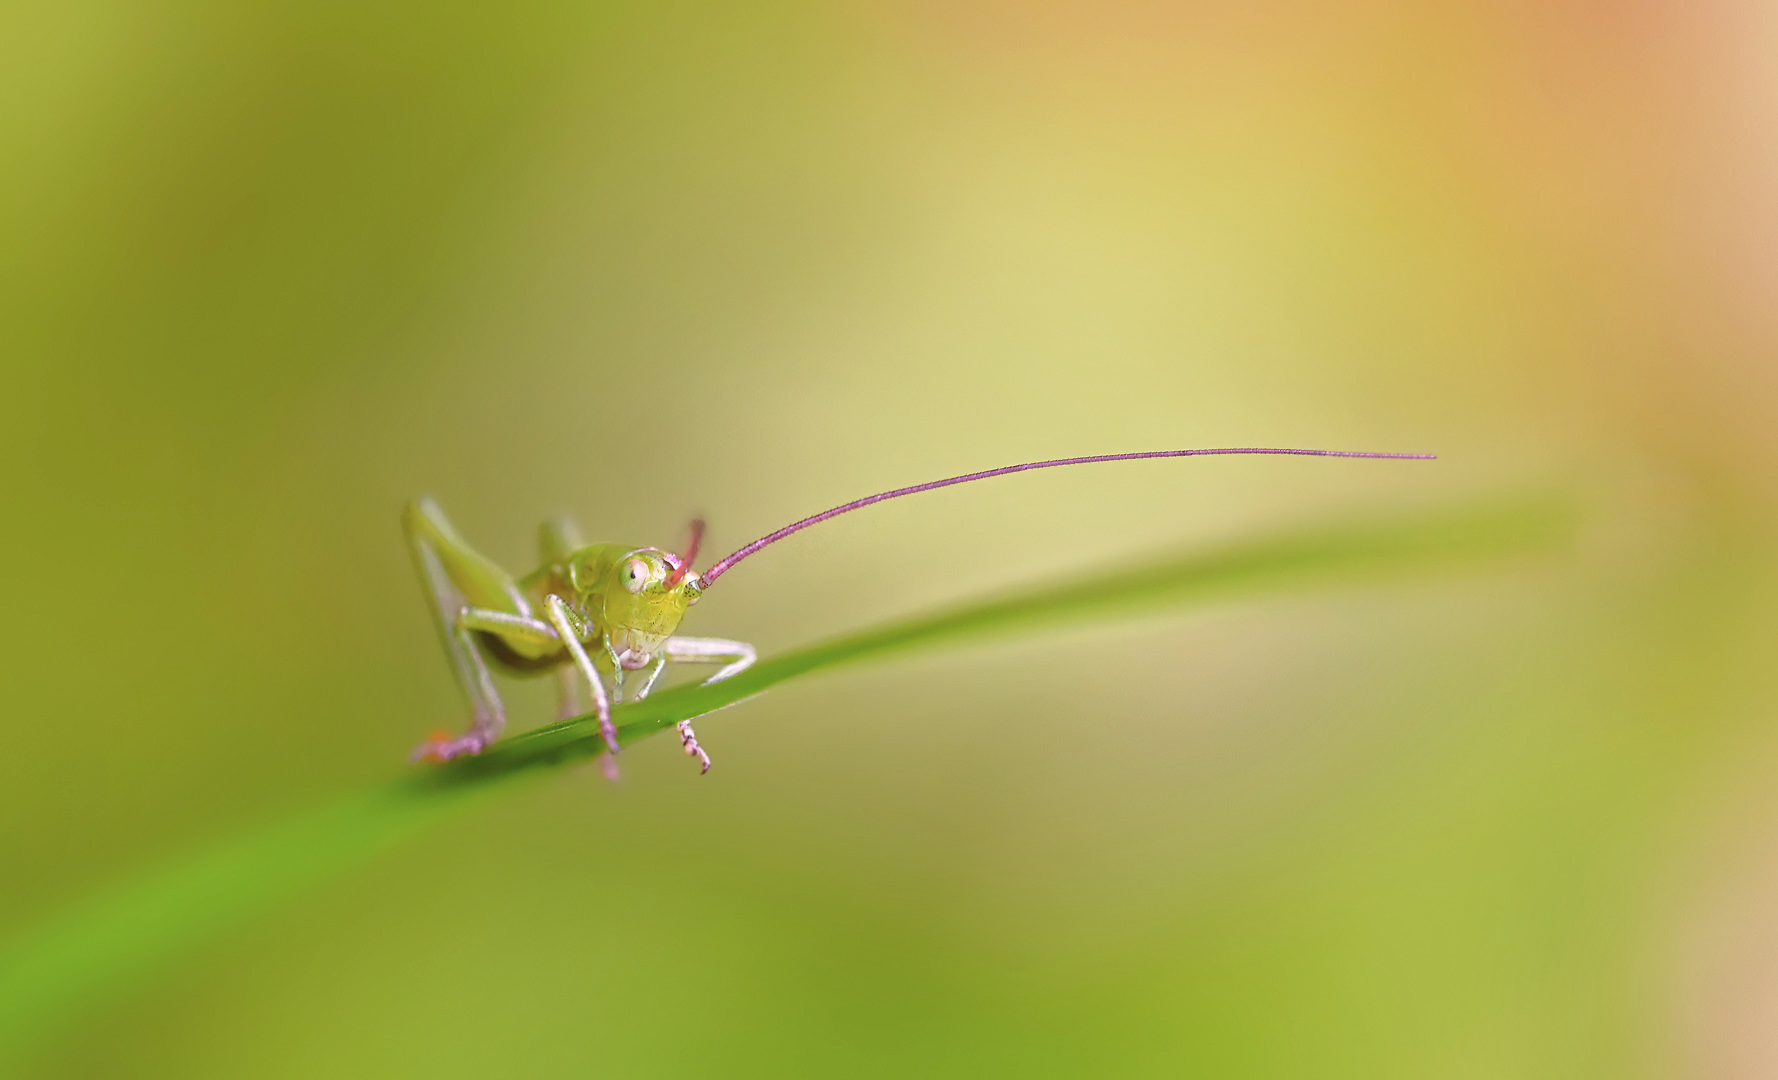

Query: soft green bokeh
[3,1,1775,1076]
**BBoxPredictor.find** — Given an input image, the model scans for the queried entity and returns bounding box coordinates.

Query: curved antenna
[696,446,1435,587]
[663,517,705,589]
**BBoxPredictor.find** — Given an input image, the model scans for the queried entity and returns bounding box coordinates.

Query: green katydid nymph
[405,446,1433,776]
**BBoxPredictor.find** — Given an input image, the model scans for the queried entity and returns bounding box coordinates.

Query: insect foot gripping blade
[412,731,489,764]
[677,720,712,774]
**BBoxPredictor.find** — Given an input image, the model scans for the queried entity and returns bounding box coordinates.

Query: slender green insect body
[406,447,1432,774]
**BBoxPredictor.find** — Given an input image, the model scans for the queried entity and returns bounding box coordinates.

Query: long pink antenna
[696,447,1435,587]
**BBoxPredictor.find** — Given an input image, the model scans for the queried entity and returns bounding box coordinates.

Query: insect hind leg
[404,498,526,761]
[538,514,587,565]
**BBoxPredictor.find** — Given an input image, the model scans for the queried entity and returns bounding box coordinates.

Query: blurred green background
[3,1,1776,1075]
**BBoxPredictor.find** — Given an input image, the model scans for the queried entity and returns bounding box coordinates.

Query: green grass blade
[0,495,1573,1063]
[475,493,1573,774]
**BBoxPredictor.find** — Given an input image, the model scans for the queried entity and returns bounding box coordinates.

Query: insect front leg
[629,654,669,701]
[664,637,757,686]
[603,638,629,704]
[655,636,758,774]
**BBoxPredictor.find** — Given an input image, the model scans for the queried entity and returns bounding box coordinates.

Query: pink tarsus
[412,733,487,764]
[677,720,711,773]
[696,446,1435,587]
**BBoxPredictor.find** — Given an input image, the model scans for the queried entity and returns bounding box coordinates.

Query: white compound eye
[621,558,651,593]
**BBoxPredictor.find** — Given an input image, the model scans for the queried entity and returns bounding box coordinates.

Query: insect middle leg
[542,595,619,758]
[538,514,603,723]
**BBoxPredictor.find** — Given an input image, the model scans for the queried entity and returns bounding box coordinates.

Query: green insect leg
[537,514,587,565]
[403,498,535,761]
[543,595,619,759]
[655,636,759,774]
[628,654,669,702]
[664,636,757,687]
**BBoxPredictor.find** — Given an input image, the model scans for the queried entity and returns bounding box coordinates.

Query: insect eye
[622,559,651,593]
